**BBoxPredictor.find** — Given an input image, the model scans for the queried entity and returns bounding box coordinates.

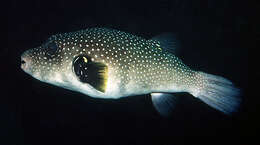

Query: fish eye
[46,42,58,56]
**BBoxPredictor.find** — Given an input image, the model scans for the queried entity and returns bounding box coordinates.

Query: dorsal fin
[151,33,180,55]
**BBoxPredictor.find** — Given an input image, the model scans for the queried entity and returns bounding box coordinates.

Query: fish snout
[21,51,32,72]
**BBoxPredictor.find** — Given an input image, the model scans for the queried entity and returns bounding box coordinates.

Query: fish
[21,28,241,116]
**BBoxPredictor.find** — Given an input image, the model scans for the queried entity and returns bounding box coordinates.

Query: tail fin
[191,72,242,115]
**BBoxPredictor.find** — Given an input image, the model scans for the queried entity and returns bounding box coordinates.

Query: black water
[5,0,253,144]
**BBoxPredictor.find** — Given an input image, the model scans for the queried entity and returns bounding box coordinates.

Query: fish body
[21,28,241,116]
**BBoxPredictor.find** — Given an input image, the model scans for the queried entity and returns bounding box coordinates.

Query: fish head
[21,35,77,86]
[21,33,109,96]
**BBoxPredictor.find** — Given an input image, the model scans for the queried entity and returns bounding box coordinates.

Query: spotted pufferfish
[21,28,241,116]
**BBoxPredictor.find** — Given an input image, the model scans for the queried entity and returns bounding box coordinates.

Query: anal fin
[151,93,178,117]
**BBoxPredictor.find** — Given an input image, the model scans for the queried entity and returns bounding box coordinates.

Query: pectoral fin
[73,55,108,93]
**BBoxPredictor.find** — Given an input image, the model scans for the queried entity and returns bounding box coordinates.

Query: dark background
[4,0,254,144]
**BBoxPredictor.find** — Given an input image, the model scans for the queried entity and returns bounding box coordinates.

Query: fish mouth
[21,51,32,73]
